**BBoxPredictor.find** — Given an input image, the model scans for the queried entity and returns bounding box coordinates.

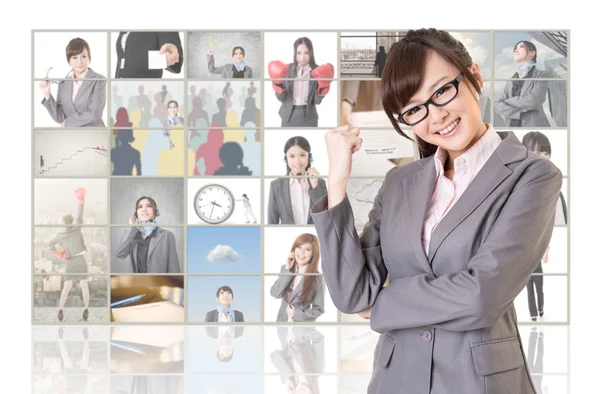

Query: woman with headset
[310,29,562,393]
[268,136,327,224]
[270,233,325,322]
[115,196,180,273]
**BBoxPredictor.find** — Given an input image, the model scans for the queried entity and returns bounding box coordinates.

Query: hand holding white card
[148,51,167,69]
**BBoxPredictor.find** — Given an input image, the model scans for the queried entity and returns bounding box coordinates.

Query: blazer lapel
[74,69,97,104]
[132,241,139,272]
[427,132,526,263]
[289,276,304,301]
[521,78,534,96]
[403,157,437,274]
[282,179,294,223]
[147,229,165,259]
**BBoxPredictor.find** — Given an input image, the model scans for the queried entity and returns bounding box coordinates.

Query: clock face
[193,184,236,224]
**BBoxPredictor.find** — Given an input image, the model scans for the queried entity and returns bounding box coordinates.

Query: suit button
[423,330,433,342]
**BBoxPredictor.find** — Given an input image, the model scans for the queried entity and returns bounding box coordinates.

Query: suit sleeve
[308,179,327,207]
[166,231,181,273]
[270,265,294,299]
[369,159,563,333]
[310,172,390,314]
[205,311,211,322]
[115,227,137,259]
[41,90,67,124]
[267,181,280,224]
[293,276,325,321]
[159,32,183,74]
[75,204,84,227]
[494,81,522,121]
[207,54,225,76]
[312,80,325,105]
[64,80,107,127]
[504,79,549,111]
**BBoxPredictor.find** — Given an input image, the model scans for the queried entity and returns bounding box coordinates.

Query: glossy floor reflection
[32,325,569,393]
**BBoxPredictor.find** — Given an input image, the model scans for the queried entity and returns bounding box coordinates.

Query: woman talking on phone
[310,29,561,393]
[115,196,180,273]
[270,233,325,322]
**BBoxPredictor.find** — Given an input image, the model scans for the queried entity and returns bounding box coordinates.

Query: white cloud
[207,245,241,263]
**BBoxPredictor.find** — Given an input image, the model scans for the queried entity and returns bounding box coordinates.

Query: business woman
[166,100,184,126]
[311,29,561,393]
[270,233,325,322]
[39,38,106,127]
[268,136,327,224]
[207,46,253,78]
[115,196,180,273]
[49,188,90,322]
[495,40,552,127]
[205,286,245,322]
[268,37,334,127]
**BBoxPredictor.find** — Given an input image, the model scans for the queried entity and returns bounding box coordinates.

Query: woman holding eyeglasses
[310,29,562,393]
[39,38,107,127]
[495,40,552,128]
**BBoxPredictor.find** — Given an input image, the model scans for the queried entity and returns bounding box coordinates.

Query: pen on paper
[111,294,147,308]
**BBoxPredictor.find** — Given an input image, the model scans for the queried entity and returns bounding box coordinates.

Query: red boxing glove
[75,187,86,205]
[312,63,335,96]
[268,60,289,94]
[54,250,67,260]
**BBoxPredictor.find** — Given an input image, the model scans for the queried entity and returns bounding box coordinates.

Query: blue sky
[188,227,261,274]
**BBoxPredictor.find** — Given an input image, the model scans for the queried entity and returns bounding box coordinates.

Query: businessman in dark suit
[115,32,183,78]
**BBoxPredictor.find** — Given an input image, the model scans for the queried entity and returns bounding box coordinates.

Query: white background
[263,275,337,323]
[514,275,568,323]
[9,4,596,392]
[263,129,328,177]
[263,178,329,224]
[33,82,109,128]
[263,80,339,128]
[34,32,109,79]
[110,32,186,79]
[264,32,338,78]
[264,375,337,393]
[188,178,262,225]
[519,325,569,374]
[263,226,321,274]
[509,129,569,175]
[263,326,338,373]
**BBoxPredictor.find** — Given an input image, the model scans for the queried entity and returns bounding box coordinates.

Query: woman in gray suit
[39,38,106,127]
[268,136,327,224]
[270,233,325,322]
[311,29,561,393]
[207,46,253,78]
[495,40,552,127]
[49,188,90,322]
[115,196,180,273]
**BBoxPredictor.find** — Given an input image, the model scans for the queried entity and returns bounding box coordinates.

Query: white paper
[148,51,167,69]
[112,300,184,323]
[355,129,415,158]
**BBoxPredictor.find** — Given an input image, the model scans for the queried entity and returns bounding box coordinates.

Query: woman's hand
[306,167,320,189]
[286,252,296,271]
[286,304,295,319]
[129,212,138,225]
[358,306,372,320]
[207,48,213,56]
[39,80,51,100]
[325,126,362,187]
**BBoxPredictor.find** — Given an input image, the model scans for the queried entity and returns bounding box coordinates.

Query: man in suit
[115,32,183,78]
[205,286,245,322]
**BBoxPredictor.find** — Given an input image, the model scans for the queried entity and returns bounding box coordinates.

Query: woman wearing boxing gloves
[268,37,334,127]
[49,187,91,322]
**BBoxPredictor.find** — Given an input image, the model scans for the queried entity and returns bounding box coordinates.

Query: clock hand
[210,204,215,218]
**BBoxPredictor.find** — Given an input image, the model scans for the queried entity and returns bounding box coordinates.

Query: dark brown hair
[231,46,245,57]
[381,28,482,158]
[216,285,234,298]
[135,196,158,220]
[66,38,91,63]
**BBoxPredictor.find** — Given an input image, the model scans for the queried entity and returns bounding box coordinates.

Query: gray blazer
[205,309,245,322]
[275,63,324,125]
[41,68,106,127]
[115,227,180,273]
[207,54,253,78]
[311,131,562,394]
[48,204,86,256]
[268,177,327,224]
[270,264,325,322]
[495,67,551,127]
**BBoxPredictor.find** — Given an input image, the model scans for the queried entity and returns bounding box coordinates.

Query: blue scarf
[137,220,157,236]
[217,304,236,322]
[517,61,536,78]
[233,60,246,72]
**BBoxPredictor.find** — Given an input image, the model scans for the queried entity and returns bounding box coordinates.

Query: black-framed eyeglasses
[45,67,58,84]
[397,73,464,126]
